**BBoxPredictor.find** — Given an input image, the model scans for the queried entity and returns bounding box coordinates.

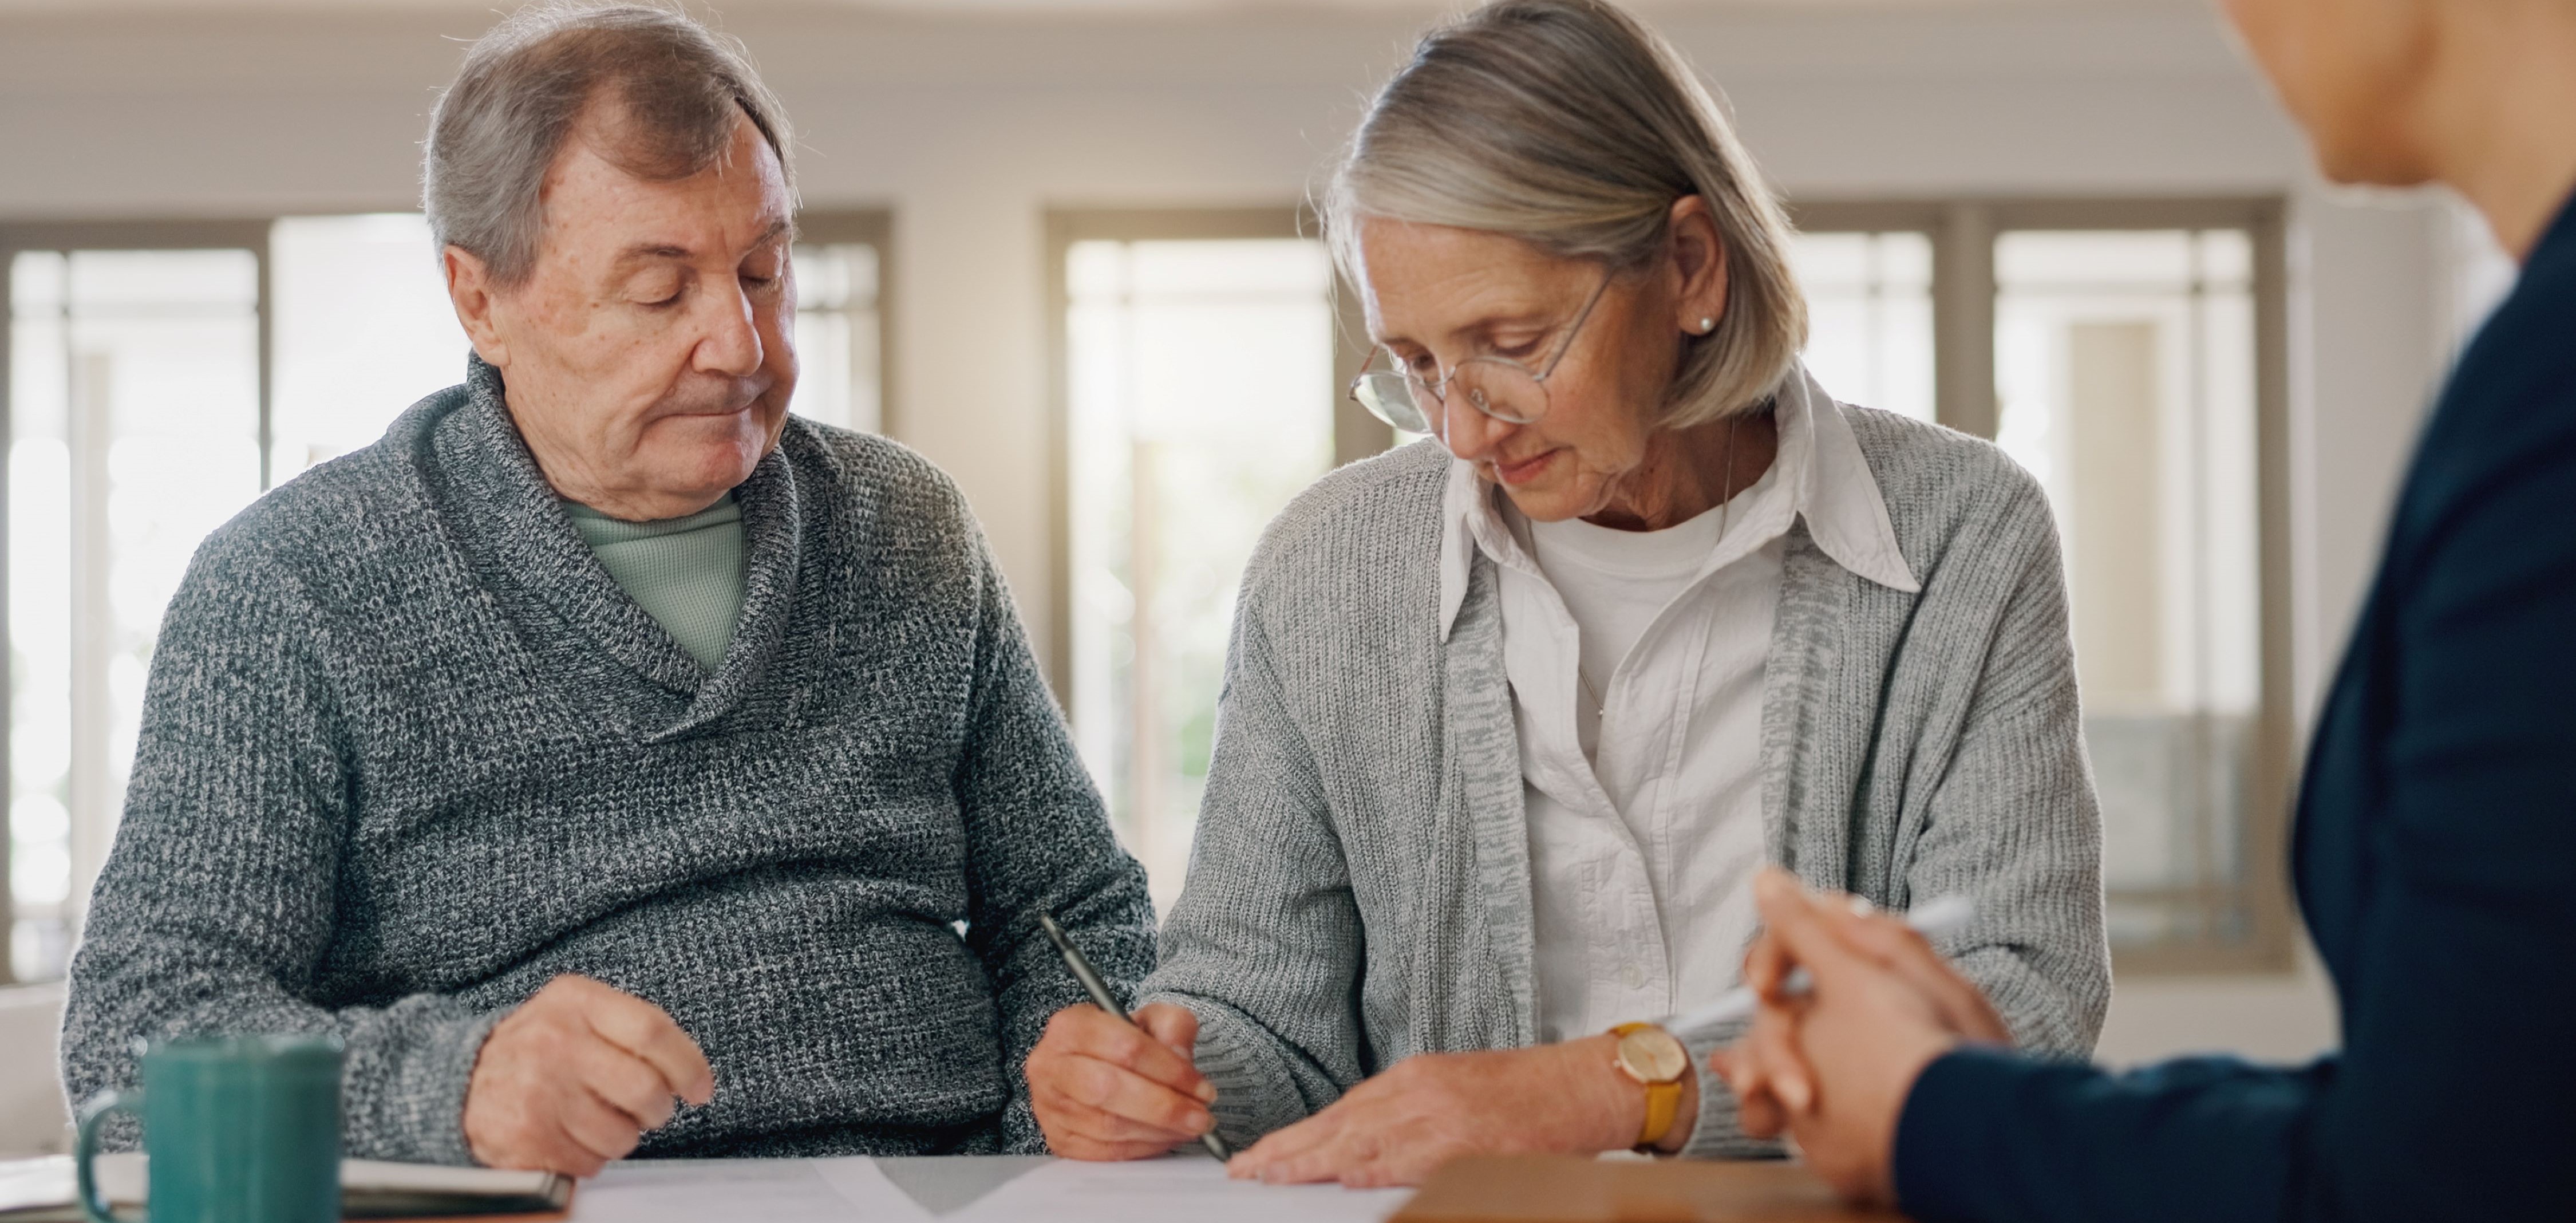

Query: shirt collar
[1436,363,1919,641]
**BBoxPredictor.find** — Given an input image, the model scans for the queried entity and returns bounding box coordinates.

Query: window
[1788,230,1936,422]
[0,212,890,983]
[7,231,266,984]
[1797,199,2293,971]
[1049,209,1376,915]
[270,215,474,478]
[1996,229,2268,956]
[784,213,892,435]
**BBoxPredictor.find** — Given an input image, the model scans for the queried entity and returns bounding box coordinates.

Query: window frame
[0,219,275,985]
[1040,206,1378,700]
[791,209,898,437]
[0,209,892,985]
[1793,196,2296,974]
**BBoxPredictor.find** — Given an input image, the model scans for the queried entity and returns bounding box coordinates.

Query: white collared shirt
[1435,366,1920,1043]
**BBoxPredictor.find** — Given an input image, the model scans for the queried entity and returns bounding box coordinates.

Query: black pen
[1034,912,1232,1160]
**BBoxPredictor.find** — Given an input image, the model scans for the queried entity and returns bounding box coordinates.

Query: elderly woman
[62,4,1151,1173]
[1024,0,2105,1182]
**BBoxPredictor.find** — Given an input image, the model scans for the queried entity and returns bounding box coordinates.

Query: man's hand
[1226,1037,1677,1188]
[1027,1003,1217,1161]
[1710,870,2004,1205]
[463,975,715,1176]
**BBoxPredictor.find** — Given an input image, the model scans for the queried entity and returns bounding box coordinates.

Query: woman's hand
[1710,869,2006,1205]
[1226,1037,1677,1188]
[1026,1002,1218,1161]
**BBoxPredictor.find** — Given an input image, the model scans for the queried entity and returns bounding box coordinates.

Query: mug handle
[75,1089,143,1223]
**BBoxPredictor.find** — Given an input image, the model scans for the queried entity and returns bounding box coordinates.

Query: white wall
[1,0,2465,1079]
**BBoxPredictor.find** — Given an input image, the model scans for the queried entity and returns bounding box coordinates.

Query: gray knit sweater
[1143,410,2109,1159]
[60,358,1155,1162]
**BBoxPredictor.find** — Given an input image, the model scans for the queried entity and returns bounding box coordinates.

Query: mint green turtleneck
[565,494,746,672]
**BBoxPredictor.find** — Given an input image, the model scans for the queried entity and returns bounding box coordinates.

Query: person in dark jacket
[1709,1,2576,1219]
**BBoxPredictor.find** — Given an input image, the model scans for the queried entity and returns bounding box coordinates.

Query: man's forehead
[609,215,795,266]
[540,113,796,270]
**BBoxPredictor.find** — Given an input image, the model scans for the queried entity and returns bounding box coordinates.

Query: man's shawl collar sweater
[62,357,1155,1161]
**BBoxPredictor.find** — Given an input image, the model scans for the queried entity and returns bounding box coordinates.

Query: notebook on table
[0,1153,572,1221]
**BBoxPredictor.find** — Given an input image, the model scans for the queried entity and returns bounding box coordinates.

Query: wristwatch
[1608,1022,1690,1151]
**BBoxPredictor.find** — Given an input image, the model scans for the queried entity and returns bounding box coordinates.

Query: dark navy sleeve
[1894,1048,2333,1223]
[1886,198,2576,1223]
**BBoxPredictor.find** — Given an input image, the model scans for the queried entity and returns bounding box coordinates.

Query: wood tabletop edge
[1392,1154,1910,1223]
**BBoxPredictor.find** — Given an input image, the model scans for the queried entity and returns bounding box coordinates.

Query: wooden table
[1393,1155,1909,1223]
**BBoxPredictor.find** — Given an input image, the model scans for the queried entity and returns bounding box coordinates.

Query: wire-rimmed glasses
[1348,272,1615,436]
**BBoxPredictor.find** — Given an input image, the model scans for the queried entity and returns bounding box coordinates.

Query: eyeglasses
[1349,271,1615,437]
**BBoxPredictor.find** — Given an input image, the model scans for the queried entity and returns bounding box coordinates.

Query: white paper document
[568,1154,1410,1223]
[950,1155,1409,1223]
[574,1158,911,1222]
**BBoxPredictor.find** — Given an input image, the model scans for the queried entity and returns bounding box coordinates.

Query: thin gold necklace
[1538,412,1742,718]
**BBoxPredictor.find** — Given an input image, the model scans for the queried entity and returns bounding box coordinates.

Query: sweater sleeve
[60,537,503,1165]
[1674,1013,1775,1159]
[1899,480,2110,1061]
[1138,588,1369,1150]
[951,534,1157,1155]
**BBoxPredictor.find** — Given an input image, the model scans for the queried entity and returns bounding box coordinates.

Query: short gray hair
[424,2,797,287]
[1325,0,1806,427]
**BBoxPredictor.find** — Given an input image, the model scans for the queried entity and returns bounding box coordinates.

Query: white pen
[1663,893,1977,1042]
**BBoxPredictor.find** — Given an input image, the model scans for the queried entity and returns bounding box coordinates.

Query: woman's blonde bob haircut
[1323,0,1807,427]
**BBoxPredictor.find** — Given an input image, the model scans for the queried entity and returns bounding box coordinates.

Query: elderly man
[59,3,1153,1173]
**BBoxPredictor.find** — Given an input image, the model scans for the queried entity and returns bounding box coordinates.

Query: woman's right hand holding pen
[1028,1001,1222,1160]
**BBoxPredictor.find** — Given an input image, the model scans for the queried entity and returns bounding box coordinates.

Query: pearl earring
[1696,317,1716,334]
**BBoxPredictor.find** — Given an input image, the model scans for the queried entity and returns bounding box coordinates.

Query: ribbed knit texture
[60,357,1156,1163]
[1143,410,2110,1159]
[565,495,746,672]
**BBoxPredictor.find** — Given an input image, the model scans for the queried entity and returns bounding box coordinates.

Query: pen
[1664,894,1977,1041]
[1035,912,1234,1161]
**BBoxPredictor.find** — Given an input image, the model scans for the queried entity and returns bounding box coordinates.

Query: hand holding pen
[1026,913,1235,1162]
[1710,869,2012,1192]
[1666,890,1977,1041]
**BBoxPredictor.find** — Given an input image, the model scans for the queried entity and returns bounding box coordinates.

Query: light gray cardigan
[1141,407,2109,1159]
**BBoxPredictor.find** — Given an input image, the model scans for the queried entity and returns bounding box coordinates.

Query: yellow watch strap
[1637,1079,1683,1151]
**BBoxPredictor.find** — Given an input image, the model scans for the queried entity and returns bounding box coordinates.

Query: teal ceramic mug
[74,1035,343,1223]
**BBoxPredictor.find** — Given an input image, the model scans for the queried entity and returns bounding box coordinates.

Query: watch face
[1617,1027,1689,1083]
